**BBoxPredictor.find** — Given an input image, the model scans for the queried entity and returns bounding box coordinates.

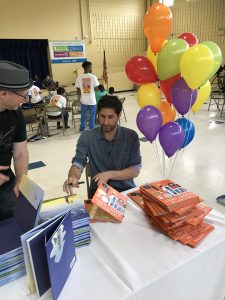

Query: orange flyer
[91,183,128,222]
[127,189,144,208]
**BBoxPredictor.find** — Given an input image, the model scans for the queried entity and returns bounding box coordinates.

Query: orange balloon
[144,3,172,54]
[160,101,176,125]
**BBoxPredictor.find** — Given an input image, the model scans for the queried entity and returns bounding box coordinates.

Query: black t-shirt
[0,109,27,188]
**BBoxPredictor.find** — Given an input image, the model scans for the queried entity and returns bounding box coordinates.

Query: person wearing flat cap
[0,60,33,220]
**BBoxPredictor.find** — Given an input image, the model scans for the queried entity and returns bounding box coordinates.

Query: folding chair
[208,74,225,114]
[71,100,81,128]
[119,97,127,122]
[66,91,79,111]
[22,107,46,136]
[43,106,66,136]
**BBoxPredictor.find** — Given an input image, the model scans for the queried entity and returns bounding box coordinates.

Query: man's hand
[63,177,80,195]
[0,166,10,186]
[92,171,112,186]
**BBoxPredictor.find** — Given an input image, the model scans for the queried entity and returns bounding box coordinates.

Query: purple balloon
[136,105,162,142]
[159,122,184,157]
[171,78,197,115]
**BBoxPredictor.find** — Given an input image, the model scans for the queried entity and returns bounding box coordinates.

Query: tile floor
[27,91,225,214]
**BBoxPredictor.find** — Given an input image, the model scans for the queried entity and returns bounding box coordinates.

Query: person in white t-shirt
[28,85,42,104]
[47,87,70,129]
[75,61,99,132]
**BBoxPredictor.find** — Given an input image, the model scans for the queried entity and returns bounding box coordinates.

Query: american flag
[102,50,108,86]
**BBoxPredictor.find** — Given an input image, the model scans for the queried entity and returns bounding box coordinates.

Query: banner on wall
[49,41,87,64]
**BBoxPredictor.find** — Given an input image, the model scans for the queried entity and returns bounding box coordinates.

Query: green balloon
[201,41,222,78]
[157,38,189,81]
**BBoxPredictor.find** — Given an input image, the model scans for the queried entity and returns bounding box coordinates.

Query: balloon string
[153,139,163,178]
[173,148,185,178]
[169,150,179,178]
[162,150,166,179]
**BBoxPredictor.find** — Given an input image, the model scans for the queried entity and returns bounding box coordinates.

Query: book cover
[91,183,128,222]
[140,180,200,211]
[45,211,76,300]
[25,211,75,297]
[84,201,118,223]
[0,175,44,256]
[127,190,145,208]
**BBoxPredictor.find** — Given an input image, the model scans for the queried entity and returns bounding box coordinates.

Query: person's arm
[63,132,88,194]
[92,166,139,186]
[13,141,29,197]
[0,166,10,185]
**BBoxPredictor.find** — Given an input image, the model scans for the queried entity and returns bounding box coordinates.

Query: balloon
[125,56,157,85]
[160,73,181,103]
[171,78,198,115]
[160,101,176,125]
[191,80,211,113]
[178,32,198,47]
[137,83,161,109]
[157,38,189,81]
[159,122,184,157]
[146,40,168,72]
[201,41,222,78]
[175,117,195,148]
[144,3,172,54]
[180,44,214,89]
[136,105,162,142]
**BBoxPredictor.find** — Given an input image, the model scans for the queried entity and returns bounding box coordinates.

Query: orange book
[186,223,214,247]
[127,190,144,208]
[91,183,128,222]
[140,179,200,211]
[185,204,212,226]
[84,200,118,223]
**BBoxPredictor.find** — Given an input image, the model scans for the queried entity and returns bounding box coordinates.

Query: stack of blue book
[39,195,91,248]
[0,175,44,286]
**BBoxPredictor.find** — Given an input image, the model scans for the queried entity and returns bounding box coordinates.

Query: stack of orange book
[138,179,214,247]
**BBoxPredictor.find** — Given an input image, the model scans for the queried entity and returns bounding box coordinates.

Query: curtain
[0,39,50,83]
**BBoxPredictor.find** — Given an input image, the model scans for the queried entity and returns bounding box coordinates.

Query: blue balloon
[175,117,195,148]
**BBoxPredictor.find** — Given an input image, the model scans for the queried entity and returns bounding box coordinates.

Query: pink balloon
[125,56,157,85]
[178,32,198,47]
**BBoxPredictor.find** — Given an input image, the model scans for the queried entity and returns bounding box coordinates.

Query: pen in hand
[68,181,85,185]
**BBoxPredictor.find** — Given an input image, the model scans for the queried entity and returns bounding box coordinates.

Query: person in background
[28,84,42,104]
[108,86,115,96]
[33,74,42,89]
[63,95,142,197]
[0,60,32,220]
[75,61,99,132]
[95,84,108,104]
[47,87,70,129]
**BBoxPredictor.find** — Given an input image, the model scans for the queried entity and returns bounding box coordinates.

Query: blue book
[0,175,44,257]
[25,211,76,299]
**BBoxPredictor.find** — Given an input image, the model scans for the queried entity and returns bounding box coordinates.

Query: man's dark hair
[108,87,114,94]
[98,84,105,92]
[57,87,65,95]
[97,95,122,115]
[82,61,92,69]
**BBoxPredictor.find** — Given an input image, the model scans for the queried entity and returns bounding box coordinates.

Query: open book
[21,210,76,300]
[0,175,44,286]
[88,182,128,222]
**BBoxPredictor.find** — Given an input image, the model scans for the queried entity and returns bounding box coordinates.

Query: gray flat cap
[0,60,33,90]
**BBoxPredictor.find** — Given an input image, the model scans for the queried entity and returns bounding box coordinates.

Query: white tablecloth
[1,195,225,300]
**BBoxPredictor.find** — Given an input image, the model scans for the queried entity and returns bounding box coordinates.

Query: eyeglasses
[11,91,30,101]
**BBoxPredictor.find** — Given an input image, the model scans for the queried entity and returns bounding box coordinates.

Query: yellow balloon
[137,83,161,109]
[191,80,211,113]
[146,40,167,73]
[180,45,214,89]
